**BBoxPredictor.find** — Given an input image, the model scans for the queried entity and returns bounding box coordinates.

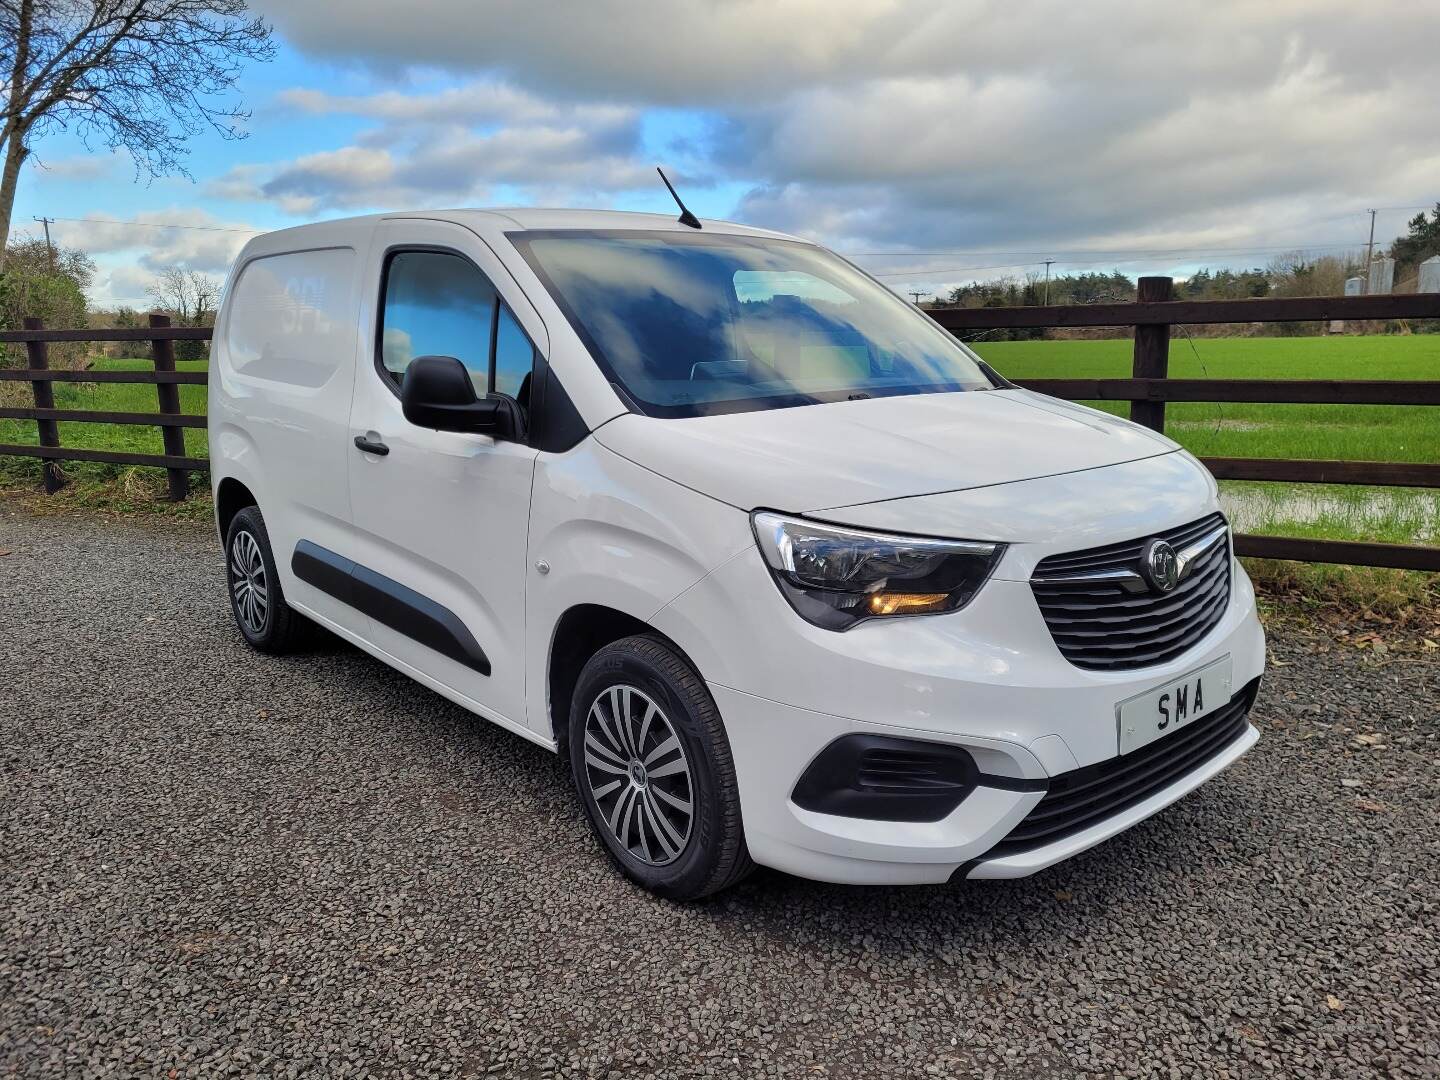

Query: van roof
[248,207,807,246]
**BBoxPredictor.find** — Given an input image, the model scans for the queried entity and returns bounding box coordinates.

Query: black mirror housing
[401,355,520,439]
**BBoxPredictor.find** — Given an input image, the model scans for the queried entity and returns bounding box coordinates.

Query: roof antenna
[657,167,702,229]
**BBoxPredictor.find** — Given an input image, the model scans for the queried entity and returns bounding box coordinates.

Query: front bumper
[712,680,1260,886]
[657,545,1265,886]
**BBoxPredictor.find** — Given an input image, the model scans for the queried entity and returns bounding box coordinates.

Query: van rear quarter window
[224,248,358,388]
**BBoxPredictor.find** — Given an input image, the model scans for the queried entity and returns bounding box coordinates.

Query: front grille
[1031,513,1231,671]
[984,678,1258,861]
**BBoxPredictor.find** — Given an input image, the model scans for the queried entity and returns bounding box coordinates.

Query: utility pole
[1363,208,1377,292]
[908,290,926,306]
[1042,259,1054,305]
[33,216,56,270]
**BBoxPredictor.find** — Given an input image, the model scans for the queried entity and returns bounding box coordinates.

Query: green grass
[973,335,1440,463]
[972,334,1440,541]
[0,356,209,485]
[973,336,1440,611]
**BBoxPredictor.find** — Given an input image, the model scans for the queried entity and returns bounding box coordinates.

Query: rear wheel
[569,634,753,900]
[224,506,309,654]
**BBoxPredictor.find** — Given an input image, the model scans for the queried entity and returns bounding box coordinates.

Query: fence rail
[928,291,1440,330]
[3,315,200,497]
[1,285,1438,571]
[941,277,1440,571]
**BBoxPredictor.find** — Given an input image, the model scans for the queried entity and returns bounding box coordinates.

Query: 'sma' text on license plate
[1115,656,1232,755]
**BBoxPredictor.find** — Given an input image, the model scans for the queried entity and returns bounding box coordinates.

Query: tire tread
[572,633,754,899]
[226,506,311,654]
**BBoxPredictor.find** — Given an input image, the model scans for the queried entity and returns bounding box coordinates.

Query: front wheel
[224,506,310,654]
[569,635,754,900]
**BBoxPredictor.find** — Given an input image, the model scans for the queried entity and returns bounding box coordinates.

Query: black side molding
[291,540,491,676]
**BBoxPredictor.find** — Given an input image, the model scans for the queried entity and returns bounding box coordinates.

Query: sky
[10,0,1440,307]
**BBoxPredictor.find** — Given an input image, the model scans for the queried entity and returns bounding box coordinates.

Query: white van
[209,208,1264,899]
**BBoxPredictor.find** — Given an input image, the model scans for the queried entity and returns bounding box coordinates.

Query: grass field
[972,335,1440,463]
[971,336,1439,582]
[0,357,210,477]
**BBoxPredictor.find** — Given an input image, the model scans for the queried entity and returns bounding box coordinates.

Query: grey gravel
[2,502,1437,1079]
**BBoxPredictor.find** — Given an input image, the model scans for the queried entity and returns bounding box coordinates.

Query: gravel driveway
[2,502,1436,1079]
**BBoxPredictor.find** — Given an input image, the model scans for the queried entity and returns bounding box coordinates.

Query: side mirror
[401,355,521,439]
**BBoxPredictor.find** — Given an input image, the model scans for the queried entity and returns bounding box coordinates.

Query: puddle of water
[1220,485,1440,543]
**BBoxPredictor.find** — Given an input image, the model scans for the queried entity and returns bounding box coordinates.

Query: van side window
[380,251,496,394]
[494,303,534,404]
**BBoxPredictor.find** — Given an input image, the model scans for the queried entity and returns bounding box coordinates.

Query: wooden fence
[0,315,209,500]
[931,278,1440,571]
[0,282,1437,571]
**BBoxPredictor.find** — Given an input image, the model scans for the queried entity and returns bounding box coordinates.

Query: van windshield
[510,230,996,418]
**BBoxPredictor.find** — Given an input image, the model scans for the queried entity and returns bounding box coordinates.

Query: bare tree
[147,265,220,323]
[147,263,219,358]
[0,1,274,271]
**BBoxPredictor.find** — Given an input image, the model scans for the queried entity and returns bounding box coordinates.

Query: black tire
[223,505,310,654]
[569,634,754,900]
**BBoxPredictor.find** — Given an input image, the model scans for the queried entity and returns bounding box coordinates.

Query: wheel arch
[546,603,705,753]
[215,476,258,543]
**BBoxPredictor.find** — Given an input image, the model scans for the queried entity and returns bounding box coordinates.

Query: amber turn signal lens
[866,592,950,616]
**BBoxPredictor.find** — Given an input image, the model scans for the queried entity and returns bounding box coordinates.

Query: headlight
[751,511,1004,631]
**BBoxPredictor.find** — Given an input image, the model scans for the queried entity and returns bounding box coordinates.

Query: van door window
[493,303,535,406]
[380,251,497,394]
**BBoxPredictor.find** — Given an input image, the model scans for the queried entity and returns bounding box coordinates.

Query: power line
[47,215,259,234]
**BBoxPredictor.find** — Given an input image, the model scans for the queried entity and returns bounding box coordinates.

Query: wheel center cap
[629,760,649,787]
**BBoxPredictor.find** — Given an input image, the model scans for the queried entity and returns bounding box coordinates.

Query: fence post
[1130,276,1173,433]
[149,313,189,500]
[23,317,65,494]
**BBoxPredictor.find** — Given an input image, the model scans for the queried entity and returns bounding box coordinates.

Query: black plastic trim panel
[952,676,1261,880]
[291,540,491,676]
[791,734,1047,823]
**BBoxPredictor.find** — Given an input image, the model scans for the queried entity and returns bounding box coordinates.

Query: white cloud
[215,82,659,214]
[51,209,256,273]
[230,1,1440,272]
[47,209,259,307]
[278,83,633,131]
[253,1,1437,107]
[252,0,890,104]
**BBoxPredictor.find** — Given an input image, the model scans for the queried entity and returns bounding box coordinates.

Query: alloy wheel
[582,685,694,866]
[229,530,269,635]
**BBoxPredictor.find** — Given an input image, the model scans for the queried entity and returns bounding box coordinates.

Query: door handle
[353,435,390,456]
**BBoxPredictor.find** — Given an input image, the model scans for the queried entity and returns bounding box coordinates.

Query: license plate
[1116,656,1232,755]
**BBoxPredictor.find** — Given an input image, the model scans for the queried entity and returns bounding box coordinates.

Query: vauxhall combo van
[210,208,1264,899]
